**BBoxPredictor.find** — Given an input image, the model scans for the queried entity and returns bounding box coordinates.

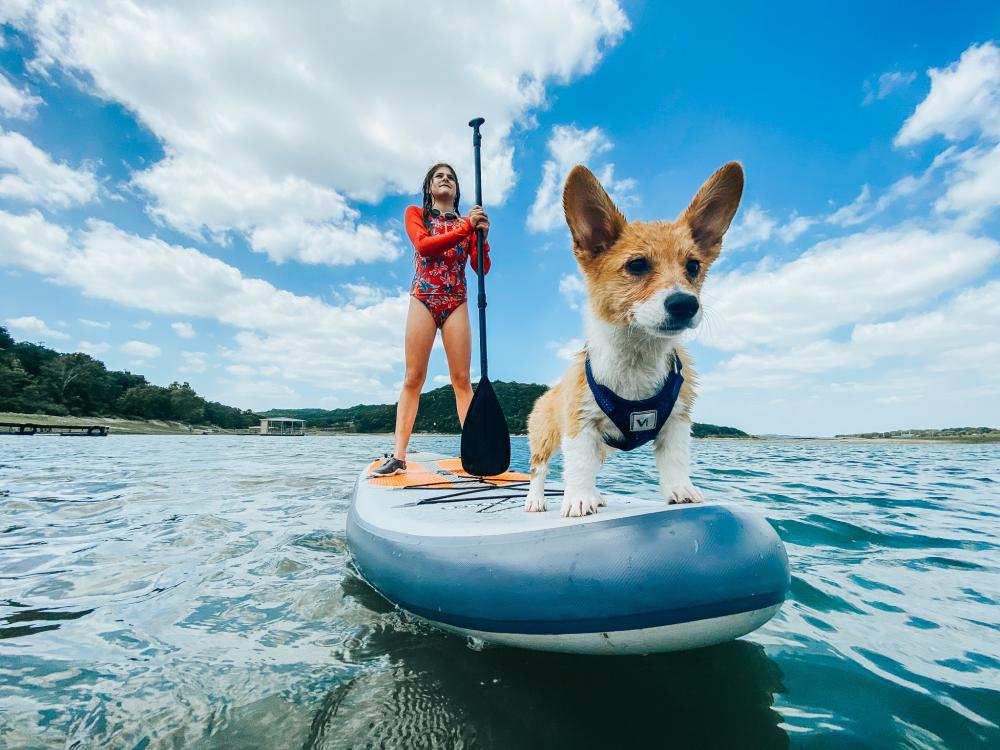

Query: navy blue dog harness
[584,353,684,451]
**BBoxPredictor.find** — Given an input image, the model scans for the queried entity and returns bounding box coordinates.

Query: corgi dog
[526,162,744,517]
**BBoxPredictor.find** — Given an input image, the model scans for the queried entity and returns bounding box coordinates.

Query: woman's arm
[469,232,491,275]
[405,206,474,258]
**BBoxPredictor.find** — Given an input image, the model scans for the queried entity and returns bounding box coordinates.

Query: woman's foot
[370,454,407,477]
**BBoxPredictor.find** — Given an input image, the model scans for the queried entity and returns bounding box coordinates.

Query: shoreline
[3,414,997,443]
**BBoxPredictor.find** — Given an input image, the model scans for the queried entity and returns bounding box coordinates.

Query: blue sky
[1,1,998,436]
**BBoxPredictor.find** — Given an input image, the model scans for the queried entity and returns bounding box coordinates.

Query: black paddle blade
[461,376,510,476]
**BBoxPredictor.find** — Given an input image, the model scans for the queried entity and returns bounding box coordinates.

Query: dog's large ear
[681,162,744,255]
[563,165,627,260]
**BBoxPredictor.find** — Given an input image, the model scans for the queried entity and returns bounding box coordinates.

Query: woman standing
[370,163,490,476]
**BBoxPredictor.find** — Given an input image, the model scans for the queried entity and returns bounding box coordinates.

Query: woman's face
[430,167,457,201]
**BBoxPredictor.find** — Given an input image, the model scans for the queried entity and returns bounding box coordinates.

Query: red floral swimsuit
[405,205,491,328]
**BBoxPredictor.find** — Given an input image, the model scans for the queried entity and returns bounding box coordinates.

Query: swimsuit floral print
[404,206,490,328]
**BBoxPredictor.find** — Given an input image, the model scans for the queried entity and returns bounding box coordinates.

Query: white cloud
[5,314,69,340]
[225,364,257,377]
[890,42,1000,228]
[248,217,401,267]
[934,142,1000,225]
[527,124,636,233]
[826,184,874,227]
[78,318,110,328]
[8,1,628,261]
[692,43,1000,435]
[776,214,816,243]
[0,71,42,118]
[0,128,99,207]
[725,204,778,250]
[77,340,110,355]
[896,41,1000,146]
[432,374,451,386]
[699,228,1000,350]
[339,282,390,307]
[180,351,209,374]
[699,280,1000,433]
[133,320,151,329]
[863,70,916,105]
[558,272,587,310]
[742,44,1000,242]
[171,321,196,339]
[726,149,959,249]
[724,205,820,252]
[0,208,412,404]
[134,157,403,266]
[212,378,302,409]
[121,340,161,358]
[849,279,1000,358]
[547,337,585,362]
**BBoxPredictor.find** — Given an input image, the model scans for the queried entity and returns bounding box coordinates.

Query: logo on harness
[630,410,657,431]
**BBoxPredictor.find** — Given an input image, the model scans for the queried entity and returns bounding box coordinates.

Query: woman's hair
[421,163,460,228]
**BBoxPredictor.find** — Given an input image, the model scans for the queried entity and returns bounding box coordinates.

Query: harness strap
[584,352,684,451]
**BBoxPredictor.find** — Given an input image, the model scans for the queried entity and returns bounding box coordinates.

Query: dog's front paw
[663,483,704,504]
[561,487,602,517]
[525,488,547,513]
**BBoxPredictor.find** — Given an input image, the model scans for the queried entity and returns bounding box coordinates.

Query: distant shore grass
[0,412,197,435]
[4,412,997,443]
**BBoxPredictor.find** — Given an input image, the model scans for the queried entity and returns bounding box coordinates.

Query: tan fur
[527,162,742,495]
[528,356,588,473]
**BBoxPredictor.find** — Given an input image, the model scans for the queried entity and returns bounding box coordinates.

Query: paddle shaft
[469,118,488,379]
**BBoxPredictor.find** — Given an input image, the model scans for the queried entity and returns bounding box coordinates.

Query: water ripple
[0,435,997,748]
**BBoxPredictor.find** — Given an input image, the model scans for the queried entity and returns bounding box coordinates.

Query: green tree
[11,341,59,376]
[167,381,205,423]
[117,384,172,420]
[39,353,111,415]
[0,349,32,411]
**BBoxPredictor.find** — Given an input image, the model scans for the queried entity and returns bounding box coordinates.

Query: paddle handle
[469,117,488,379]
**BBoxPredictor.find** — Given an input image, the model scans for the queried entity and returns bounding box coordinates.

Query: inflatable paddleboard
[346,451,789,655]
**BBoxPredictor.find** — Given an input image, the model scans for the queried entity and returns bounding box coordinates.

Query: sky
[1,1,999,437]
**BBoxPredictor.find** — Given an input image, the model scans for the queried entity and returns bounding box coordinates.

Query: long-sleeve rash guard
[405,205,491,328]
[404,205,490,273]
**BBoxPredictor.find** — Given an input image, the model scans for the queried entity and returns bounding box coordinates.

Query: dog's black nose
[665,293,700,322]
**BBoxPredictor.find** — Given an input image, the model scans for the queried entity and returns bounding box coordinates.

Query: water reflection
[305,574,789,749]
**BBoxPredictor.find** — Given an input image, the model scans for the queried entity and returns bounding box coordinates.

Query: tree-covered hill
[264,381,548,434]
[264,382,751,437]
[0,326,257,428]
[836,427,999,441]
[1,324,752,437]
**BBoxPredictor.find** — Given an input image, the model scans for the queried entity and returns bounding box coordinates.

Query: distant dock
[246,417,306,436]
[1,422,109,436]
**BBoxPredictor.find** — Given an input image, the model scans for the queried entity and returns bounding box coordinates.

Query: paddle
[460,117,511,477]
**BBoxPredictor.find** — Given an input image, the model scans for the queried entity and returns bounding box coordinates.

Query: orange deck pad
[365,460,454,489]
[436,458,530,484]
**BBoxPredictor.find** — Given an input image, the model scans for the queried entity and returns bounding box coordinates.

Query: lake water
[1,435,997,749]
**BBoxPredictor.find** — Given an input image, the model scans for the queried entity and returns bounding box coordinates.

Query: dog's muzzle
[663,292,700,330]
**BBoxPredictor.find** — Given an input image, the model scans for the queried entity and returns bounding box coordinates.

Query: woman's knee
[403,368,427,391]
[451,370,471,391]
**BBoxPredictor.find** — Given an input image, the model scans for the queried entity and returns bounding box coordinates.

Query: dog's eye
[685,259,701,277]
[625,258,650,276]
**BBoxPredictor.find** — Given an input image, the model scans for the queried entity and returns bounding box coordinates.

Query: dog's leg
[561,430,605,517]
[654,411,703,504]
[526,460,549,512]
[526,391,560,512]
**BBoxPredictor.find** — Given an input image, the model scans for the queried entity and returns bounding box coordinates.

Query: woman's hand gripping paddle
[461,117,511,476]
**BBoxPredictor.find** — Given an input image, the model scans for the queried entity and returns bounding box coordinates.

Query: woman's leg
[440,302,473,426]
[394,297,437,458]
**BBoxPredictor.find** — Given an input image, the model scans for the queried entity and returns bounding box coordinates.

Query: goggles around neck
[429,208,459,221]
